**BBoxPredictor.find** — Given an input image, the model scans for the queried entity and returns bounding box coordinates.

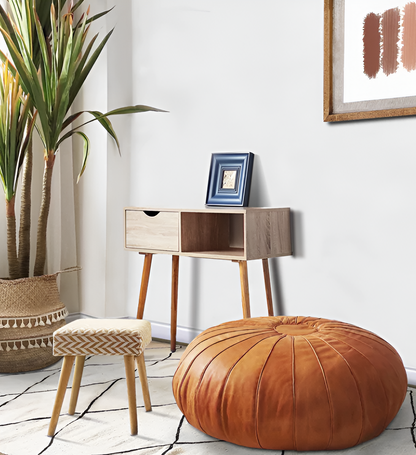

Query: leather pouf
[172,316,407,451]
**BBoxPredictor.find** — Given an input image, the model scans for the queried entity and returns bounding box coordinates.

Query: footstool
[172,316,407,451]
[48,319,152,437]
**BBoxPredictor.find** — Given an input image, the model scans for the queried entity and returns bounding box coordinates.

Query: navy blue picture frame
[205,152,254,206]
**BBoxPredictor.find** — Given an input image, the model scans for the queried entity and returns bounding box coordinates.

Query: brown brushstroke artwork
[402,2,416,71]
[363,13,381,78]
[381,8,401,75]
[362,2,416,78]
[324,0,416,122]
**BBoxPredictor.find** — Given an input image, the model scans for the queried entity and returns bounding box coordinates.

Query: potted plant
[0,0,163,372]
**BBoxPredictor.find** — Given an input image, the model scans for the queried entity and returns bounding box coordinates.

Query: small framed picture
[205,152,254,206]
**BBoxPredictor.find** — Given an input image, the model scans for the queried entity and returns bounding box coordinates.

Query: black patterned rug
[0,340,415,454]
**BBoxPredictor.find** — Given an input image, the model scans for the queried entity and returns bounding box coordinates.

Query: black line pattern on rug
[94,444,171,454]
[81,352,181,368]
[0,365,62,376]
[0,379,119,399]
[95,440,222,455]
[175,441,236,447]
[410,389,416,447]
[386,427,413,430]
[0,392,19,398]
[160,414,185,454]
[99,410,284,455]
[0,373,175,400]
[0,370,59,408]
[0,416,50,426]
[38,378,123,454]
[0,378,116,398]
[77,361,178,368]
[148,352,173,367]
[0,403,178,427]
[87,402,177,414]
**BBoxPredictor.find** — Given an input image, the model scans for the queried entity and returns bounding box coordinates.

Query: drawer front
[125,210,179,251]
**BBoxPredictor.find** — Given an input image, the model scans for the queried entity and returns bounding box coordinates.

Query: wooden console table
[124,207,292,351]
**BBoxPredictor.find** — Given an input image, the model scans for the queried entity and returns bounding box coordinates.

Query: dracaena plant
[0,0,163,278]
[0,63,36,279]
[0,0,64,279]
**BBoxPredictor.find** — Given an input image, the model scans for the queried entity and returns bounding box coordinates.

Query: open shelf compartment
[180,212,245,259]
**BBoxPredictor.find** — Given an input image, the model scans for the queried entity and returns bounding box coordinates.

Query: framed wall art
[205,152,254,206]
[324,0,416,122]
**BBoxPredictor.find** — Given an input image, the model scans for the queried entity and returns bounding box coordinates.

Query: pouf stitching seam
[303,337,335,450]
[218,332,283,448]
[321,328,399,355]
[176,331,278,417]
[255,335,287,449]
[318,334,391,446]
[307,335,365,447]
[180,328,277,364]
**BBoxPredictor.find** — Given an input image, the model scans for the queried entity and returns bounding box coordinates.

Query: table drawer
[125,210,179,251]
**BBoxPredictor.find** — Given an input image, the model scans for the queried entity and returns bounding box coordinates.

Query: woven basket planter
[0,273,68,373]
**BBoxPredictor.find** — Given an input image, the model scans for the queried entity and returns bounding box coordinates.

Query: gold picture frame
[324,0,416,122]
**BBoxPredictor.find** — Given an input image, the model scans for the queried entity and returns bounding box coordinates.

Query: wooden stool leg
[124,355,138,435]
[68,356,85,415]
[262,258,274,316]
[238,260,251,318]
[137,253,153,319]
[48,356,75,437]
[171,255,179,352]
[136,353,152,412]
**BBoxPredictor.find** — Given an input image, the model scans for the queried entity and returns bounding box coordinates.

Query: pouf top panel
[173,316,407,451]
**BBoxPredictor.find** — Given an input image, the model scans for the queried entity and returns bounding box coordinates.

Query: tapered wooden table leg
[68,356,85,415]
[262,258,274,316]
[124,355,138,436]
[136,253,153,319]
[171,255,179,352]
[136,353,152,412]
[48,356,75,437]
[238,260,251,318]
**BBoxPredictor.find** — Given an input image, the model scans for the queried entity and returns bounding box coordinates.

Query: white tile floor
[0,340,415,455]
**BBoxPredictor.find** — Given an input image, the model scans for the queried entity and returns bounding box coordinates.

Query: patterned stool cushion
[53,319,152,356]
[173,316,408,451]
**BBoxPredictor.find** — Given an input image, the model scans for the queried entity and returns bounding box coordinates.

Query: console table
[124,207,292,351]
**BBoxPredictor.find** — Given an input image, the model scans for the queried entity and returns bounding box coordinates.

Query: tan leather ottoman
[172,316,407,451]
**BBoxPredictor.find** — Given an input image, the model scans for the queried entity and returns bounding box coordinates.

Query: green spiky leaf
[75,131,89,182]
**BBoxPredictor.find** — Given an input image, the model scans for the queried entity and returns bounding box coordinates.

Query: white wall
[70,0,416,371]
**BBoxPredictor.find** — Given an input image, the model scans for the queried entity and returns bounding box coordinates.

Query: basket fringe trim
[0,308,68,329]
[0,336,53,351]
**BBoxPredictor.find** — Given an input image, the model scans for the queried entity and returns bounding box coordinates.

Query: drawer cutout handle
[143,210,160,217]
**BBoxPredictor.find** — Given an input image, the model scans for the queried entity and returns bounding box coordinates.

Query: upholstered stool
[173,316,408,451]
[48,319,152,437]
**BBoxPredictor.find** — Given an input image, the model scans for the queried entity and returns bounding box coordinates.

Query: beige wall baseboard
[407,368,416,387]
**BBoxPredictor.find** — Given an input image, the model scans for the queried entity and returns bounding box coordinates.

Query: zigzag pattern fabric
[53,319,152,357]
